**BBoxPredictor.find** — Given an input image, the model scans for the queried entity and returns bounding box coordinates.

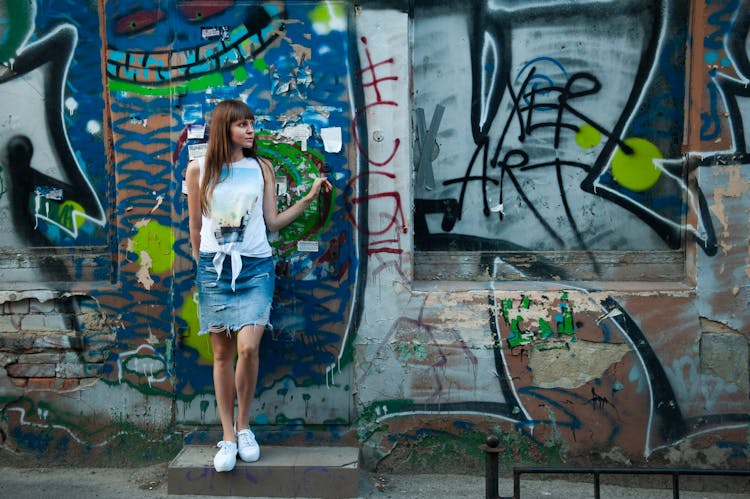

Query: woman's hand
[304,176,332,201]
[262,159,334,231]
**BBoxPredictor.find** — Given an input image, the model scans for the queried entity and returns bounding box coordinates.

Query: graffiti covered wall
[353,0,750,471]
[0,0,747,472]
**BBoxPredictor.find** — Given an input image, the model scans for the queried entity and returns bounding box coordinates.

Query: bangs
[227,103,255,123]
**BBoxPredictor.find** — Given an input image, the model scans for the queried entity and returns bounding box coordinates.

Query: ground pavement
[0,462,748,498]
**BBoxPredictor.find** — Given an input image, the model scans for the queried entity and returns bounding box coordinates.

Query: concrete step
[168,444,360,498]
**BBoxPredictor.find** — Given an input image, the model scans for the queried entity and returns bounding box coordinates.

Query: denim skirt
[196,252,275,335]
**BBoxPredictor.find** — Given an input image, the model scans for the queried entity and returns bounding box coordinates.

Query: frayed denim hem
[196,321,273,337]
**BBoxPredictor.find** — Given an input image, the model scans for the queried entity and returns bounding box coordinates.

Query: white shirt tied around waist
[199,156,272,290]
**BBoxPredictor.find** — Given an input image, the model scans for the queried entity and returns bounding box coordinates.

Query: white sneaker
[237,428,260,462]
[213,440,237,472]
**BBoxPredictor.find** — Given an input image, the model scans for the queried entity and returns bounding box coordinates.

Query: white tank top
[199,156,272,289]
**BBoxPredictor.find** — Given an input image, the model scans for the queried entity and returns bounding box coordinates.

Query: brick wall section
[0,296,114,399]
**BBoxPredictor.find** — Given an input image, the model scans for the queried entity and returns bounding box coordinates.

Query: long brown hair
[200,99,258,215]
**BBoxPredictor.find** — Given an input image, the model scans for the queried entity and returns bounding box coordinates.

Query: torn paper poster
[188,143,207,159]
[182,103,203,124]
[275,176,288,197]
[321,127,342,153]
[187,123,205,139]
[201,26,230,42]
[297,240,319,252]
[281,123,312,151]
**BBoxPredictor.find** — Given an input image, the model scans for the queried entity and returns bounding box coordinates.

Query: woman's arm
[260,157,331,233]
[185,159,203,261]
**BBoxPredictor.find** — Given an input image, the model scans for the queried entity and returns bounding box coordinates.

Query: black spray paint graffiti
[414,0,717,265]
[0,24,106,266]
[707,0,750,163]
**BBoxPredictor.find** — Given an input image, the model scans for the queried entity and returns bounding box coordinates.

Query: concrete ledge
[168,445,360,498]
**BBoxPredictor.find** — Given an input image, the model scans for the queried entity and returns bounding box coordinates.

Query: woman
[185,99,331,472]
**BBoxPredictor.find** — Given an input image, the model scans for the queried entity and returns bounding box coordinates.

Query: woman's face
[229,118,255,149]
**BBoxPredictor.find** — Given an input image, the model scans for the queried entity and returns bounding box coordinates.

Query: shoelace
[238,431,255,447]
[217,441,235,452]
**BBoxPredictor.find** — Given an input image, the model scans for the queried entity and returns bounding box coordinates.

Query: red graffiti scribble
[352,36,407,259]
[346,172,407,255]
[352,102,400,167]
[353,36,400,167]
[357,36,398,102]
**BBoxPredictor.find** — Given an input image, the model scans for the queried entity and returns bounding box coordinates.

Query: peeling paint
[529,340,631,389]
[711,165,750,234]
[136,251,154,290]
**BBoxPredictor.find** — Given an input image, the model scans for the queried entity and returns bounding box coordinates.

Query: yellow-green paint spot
[59,200,87,230]
[611,137,663,192]
[310,1,346,35]
[575,124,601,149]
[180,289,213,362]
[132,220,175,273]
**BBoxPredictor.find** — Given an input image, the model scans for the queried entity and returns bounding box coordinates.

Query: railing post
[484,434,501,499]
[594,471,601,499]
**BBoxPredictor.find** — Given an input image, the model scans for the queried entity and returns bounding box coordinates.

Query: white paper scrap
[187,123,205,139]
[188,143,207,159]
[321,127,342,153]
[281,124,312,151]
[297,240,319,252]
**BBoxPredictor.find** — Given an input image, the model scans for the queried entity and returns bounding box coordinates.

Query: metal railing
[483,434,750,499]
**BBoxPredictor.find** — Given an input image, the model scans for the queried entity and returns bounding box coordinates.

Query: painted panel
[0,0,108,281]
[102,0,361,425]
[412,0,715,273]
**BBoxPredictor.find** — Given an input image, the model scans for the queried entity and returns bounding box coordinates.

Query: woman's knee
[237,341,259,360]
[236,325,263,359]
[213,349,235,364]
[210,333,235,363]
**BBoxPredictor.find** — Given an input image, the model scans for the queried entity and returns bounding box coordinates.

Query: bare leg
[210,330,237,442]
[235,324,264,431]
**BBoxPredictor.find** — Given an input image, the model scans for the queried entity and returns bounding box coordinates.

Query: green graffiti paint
[108,79,178,97]
[30,196,89,240]
[108,71,224,96]
[232,65,248,83]
[558,303,575,336]
[611,137,663,191]
[257,137,335,258]
[58,200,87,231]
[538,318,554,338]
[500,299,512,321]
[574,124,601,149]
[501,292,578,350]
[253,57,267,72]
[510,316,522,334]
[0,0,34,61]
[132,220,175,273]
[187,72,224,93]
